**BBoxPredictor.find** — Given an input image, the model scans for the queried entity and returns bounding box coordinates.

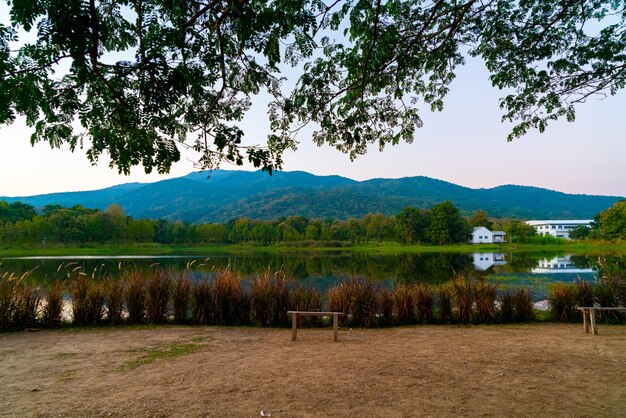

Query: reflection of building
[468,227,506,244]
[525,220,593,239]
[531,256,594,274]
[471,253,507,271]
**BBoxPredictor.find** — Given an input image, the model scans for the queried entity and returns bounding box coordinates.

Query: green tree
[424,201,469,245]
[501,220,537,243]
[395,207,428,244]
[597,201,626,240]
[2,1,624,172]
[468,210,493,230]
[569,225,591,240]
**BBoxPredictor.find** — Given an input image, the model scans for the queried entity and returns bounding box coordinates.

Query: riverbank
[1,240,626,257]
[1,324,624,417]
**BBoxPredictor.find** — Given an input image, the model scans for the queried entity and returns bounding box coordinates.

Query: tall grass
[250,271,291,327]
[85,281,104,325]
[44,280,65,327]
[514,287,535,322]
[213,269,241,325]
[414,283,434,324]
[349,279,378,327]
[145,268,171,324]
[379,288,394,326]
[499,289,515,323]
[292,285,322,326]
[392,284,415,325]
[437,285,452,324]
[125,269,146,324]
[71,274,91,326]
[451,274,474,324]
[548,283,578,322]
[192,277,213,325]
[172,270,192,324]
[102,278,124,325]
[475,280,498,324]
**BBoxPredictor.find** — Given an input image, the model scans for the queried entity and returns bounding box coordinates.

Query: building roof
[525,220,593,226]
[492,231,506,236]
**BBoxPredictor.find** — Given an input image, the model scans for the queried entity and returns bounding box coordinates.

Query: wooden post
[583,309,590,333]
[590,309,598,335]
[291,312,298,341]
[333,313,339,342]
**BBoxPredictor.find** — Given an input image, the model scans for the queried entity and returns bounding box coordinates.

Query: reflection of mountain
[531,256,595,274]
[471,253,507,271]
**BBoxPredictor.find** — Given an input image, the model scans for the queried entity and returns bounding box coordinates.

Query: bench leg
[583,309,590,333]
[590,309,598,335]
[291,313,298,341]
[333,314,339,342]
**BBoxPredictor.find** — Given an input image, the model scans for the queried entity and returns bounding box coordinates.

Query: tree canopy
[1,0,625,173]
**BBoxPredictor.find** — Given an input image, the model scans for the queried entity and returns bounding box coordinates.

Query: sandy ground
[0,324,625,418]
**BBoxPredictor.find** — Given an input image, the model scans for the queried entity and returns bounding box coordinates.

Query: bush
[85,281,104,325]
[292,285,322,326]
[349,279,378,327]
[71,274,91,326]
[576,280,594,308]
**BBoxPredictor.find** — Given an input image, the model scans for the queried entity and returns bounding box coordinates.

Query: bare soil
[1,324,625,417]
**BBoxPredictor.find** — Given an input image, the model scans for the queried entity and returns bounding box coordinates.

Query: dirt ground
[1,323,625,418]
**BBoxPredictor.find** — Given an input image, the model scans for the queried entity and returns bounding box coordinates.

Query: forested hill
[1,170,622,222]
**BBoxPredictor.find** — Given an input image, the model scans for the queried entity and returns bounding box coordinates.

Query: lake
[2,250,622,300]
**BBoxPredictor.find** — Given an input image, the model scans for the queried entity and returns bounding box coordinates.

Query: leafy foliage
[1,1,625,172]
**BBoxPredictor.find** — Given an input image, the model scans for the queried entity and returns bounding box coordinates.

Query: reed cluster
[2,266,623,332]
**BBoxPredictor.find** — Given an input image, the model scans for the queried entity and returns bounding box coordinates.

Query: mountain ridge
[0,170,622,222]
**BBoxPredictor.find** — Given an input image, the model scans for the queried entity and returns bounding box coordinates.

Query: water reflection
[531,256,595,274]
[470,253,507,271]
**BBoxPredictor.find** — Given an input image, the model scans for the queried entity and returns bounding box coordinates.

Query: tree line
[0,199,624,246]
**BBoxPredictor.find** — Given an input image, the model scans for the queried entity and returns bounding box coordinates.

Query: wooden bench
[287,311,344,342]
[577,307,626,335]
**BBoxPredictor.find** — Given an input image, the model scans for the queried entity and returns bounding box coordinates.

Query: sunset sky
[1,5,625,198]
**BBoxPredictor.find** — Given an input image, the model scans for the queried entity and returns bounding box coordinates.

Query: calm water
[1,251,622,299]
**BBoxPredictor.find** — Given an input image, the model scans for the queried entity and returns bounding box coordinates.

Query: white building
[525,219,593,239]
[468,226,507,244]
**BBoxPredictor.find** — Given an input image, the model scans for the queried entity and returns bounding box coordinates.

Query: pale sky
[1,6,625,198]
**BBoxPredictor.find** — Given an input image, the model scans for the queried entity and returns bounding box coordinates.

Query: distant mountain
[0,170,622,222]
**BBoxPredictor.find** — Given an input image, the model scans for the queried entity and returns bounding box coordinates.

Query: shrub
[125,270,146,324]
[414,284,434,324]
[172,270,192,324]
[514,287,535,322]
[392,284,415,325]
[328,281,352,325]
[0,273,18,330]
[437,284,452,324]
[475,280,498,324]
[145,268,171,324]
[44,281,65,327]
[548,283,578,322]
[592,284,623,324]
